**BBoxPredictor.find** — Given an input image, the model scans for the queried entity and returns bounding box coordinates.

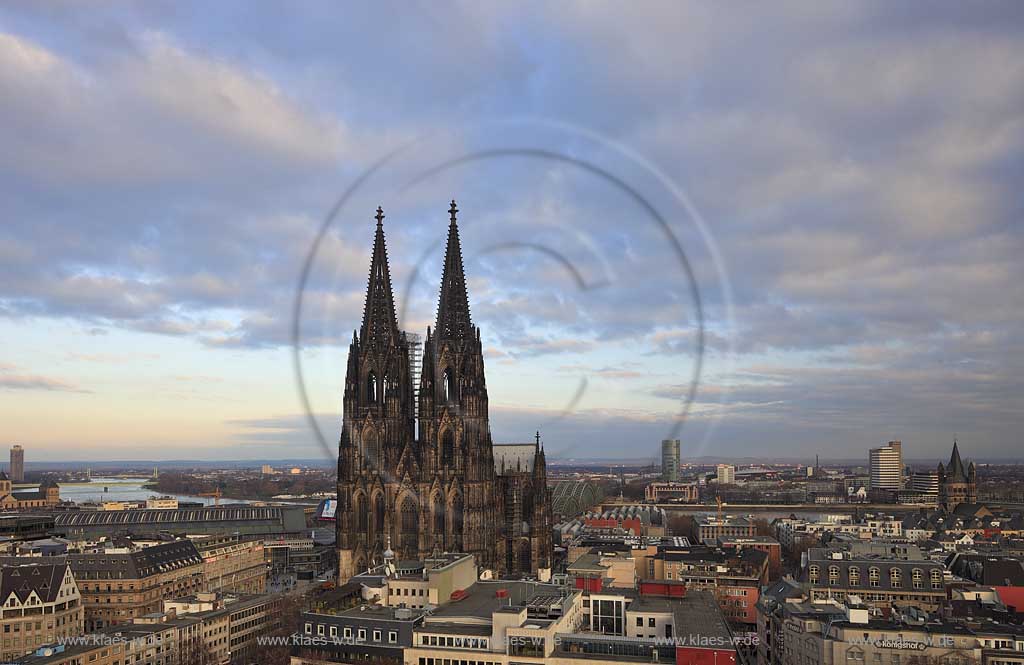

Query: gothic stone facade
[336,202,552,582]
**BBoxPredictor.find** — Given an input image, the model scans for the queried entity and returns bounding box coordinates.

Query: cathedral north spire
[359,206,400,344]
[435,200,473,340]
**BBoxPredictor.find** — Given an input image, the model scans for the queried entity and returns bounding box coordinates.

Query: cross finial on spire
[535,430,541,451]
[375,206,385,226]
[449,199,458,224]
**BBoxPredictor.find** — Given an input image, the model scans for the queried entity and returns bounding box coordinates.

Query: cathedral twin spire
[341,202,552,577]
[359,200,474,345]
[359,206,400,345]
[435,200,474,341]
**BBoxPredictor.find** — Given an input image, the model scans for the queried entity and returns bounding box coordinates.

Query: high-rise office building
[9,445,24,483]
[910,470,938,493]
[869,440,903,491]
[661,439,680,481]
[716,463,736,485]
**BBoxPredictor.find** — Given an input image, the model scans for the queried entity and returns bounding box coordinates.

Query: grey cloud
[0,367,89,393]
[1,3,1022,457]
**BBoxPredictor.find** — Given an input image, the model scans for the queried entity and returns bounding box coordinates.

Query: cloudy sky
[1,3,1022,463]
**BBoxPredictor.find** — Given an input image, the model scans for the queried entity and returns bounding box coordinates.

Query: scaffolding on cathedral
[406,330,422,423]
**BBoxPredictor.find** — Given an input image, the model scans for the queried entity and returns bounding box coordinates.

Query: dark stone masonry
[336,201,552,582]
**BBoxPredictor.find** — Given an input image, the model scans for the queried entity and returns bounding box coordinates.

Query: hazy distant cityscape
[3,423,1024,665]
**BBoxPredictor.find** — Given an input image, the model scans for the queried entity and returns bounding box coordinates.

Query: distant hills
[10,454,1021,473]
[18,459,336,471]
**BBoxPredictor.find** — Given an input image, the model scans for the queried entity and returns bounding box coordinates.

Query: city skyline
[1,5,1023,461]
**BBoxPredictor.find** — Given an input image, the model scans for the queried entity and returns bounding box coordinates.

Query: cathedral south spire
[435,199,473,340]
[360,206,400,345]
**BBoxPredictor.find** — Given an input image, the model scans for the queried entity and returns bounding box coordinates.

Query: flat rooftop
[424,552,474,570]
[717,535,779,544]
[417,622,493,636]
[627,596,674,614]
[567,552,605,573]
[336,604,427,621]
[427,580,569,622]
[670,590,734,645]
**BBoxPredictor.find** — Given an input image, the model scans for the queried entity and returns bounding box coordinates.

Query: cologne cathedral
[335,201,553,583]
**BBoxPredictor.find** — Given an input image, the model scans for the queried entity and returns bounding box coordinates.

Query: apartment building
[646,546,768,624]
[0,562,82,663]
[716,536,782,571]
[192,534,266,594]
[293,605,425,665]
[693,516,756,542]
[67,540,205,630]
[803,545,946,611]
[225,594,283,664]
[18,622,182,665]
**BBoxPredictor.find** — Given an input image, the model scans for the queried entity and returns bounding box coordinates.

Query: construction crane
[199,488,222,506]
[716,495,724,521]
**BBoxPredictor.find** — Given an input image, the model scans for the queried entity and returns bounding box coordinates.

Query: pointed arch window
[355,494,368,532]
[400,498,419,554]
[441,430,455,468]
[518,541,532,574]
[373,493,385,544]
[382,374,390,402]
[442,367,455,402]
[367,371,378,403]
[449,493,464,550]
[363,430,380,471]
[433,494,445,535]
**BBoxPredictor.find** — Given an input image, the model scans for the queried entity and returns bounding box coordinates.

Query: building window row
[420,634,487,649]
